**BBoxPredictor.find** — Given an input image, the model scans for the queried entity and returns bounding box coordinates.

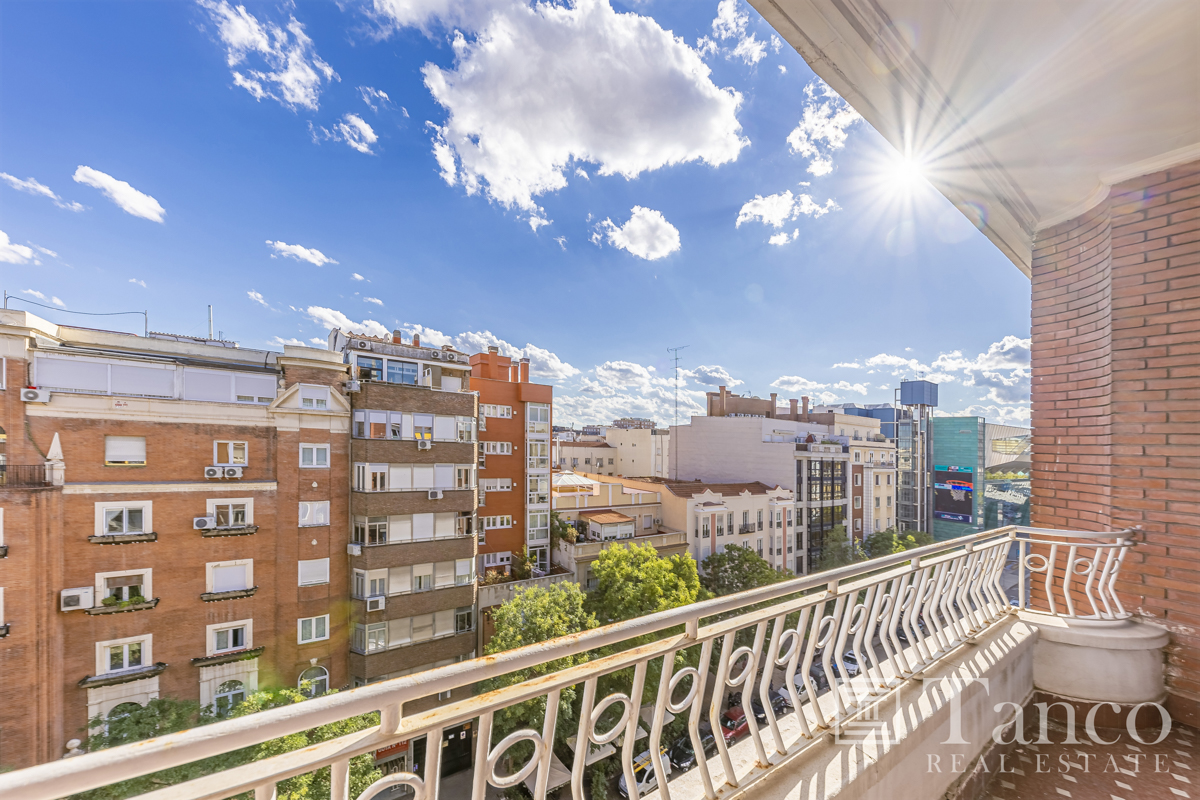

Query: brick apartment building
[469,347,553,575]
[334,330,478,721]
[0,310,350,769]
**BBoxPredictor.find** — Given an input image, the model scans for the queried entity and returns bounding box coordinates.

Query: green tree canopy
[814,524,858,572]
[586,542,703,625]
[700,544,787,597]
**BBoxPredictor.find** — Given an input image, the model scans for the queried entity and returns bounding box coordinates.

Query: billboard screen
[934,465,974,523]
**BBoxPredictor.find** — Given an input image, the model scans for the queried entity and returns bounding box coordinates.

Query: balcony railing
[0,464,51,487]
[0,525,1135,800]
[478,570,576,608]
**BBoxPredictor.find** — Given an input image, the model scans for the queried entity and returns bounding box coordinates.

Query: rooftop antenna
[208,305,214,339]
[667,345,689,428]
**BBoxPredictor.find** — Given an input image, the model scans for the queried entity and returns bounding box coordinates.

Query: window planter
[86,598,159,615]
[78,662,167,689]
[0,544,6,558]
[88,532,157,544]
[201,526,258,538]
[190,647,264,668]
[200,587,258,603]
[0,624,9,638]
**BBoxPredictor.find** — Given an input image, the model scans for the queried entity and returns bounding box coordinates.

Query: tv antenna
[667,345,689,427]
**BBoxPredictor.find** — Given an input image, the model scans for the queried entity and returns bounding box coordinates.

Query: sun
[890,156,925,190]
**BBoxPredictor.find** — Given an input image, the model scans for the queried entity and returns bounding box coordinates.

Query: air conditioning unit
[355,340,370,350]
[346,380,361,393]
[223,466,244,479]
[654,518,662,524]
[194,516,217,530]
[204,466,224,479]
[429,351,441,359]
[61,587,95,611]
[428,490,444,500]
[366,595,386,612]
[417,440,432,450]
[347,543,362,556]
[21,388,49,403]
[445,352,458,362]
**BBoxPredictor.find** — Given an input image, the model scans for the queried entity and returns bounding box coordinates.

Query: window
[413,413,433,440]
[887,496,892,507]
[643,514,652,530]
[105,436,146,466]
[98,635,150,674]
[104,507,145,535]
[742,510,749,528]
[299,385,330,410]
[527,403,550,433]
[757,510,763,531]
[888,474,892,486]
[413,563,434,592]
[299,501,330,527]
[527,441,550,470]
[455,558,474,585]
[875,497,881,508]
[875,474,880,486]
[526,475,552,503]
[299,558,329,586]
[482,404,512,419]
[208,560,252,593]
[528,512,550,541]
[483,515,513,529]
[456,466,475,489]
[213,441,247,466]
[457,417,476,442]
[387,360,418,385]
[482,441,513,455]
[214,680,246,717]
[212,623,248,654]
[211,502,247,528]
[367,622,388,653]
[715,517,724,536]
[456,607,474,633]
[356,356,383,381]
[701,519,710,538]
[855,474,862,486]
[299,666,328,697]
[757,538,763,557]
[855,519,863,532]
[298,615,329,643]
[98,570,149,603]
[300,443,329,468]
[854,451,861,462]
[854,497,862,509]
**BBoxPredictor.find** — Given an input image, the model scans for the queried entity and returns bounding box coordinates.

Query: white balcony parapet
[478,571,577,608]
[0,525,1135,800]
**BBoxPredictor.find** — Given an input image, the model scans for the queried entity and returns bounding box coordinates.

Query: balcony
[2,525,1168,800]
[0,464,52,488]
[477,567,575,608]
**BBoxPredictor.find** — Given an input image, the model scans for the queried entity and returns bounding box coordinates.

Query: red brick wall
[1031,159,1200,724]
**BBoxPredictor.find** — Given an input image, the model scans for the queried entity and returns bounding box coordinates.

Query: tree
[482,583,598,754]
[814,525,858,572]
[586,542,703,625]
[863,528,907,560]
[901,530,935,549]
[510,546,534,580]
[700,544,787,597]
[76,689,380,800]
[550,511,576,551]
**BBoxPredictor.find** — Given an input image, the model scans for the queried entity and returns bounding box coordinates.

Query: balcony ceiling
[752,0,1200,275]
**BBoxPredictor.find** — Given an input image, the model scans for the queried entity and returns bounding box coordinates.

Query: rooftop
[577,510,634,524]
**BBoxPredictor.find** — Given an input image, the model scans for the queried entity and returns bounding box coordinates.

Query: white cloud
[574,167,589,180]
[786,78,862,176]
[266,240,337,266]
[394,323,581,381]
[129,278,147,287]
[309,337,327,346]
[358,86,391,111]
[0,172,85,211]
[553,236,567,250]
[832,380,869,395]
[351,272,365,281]
[386,0,746,213]
[832,361,862,369]
[954,403,1032,427]
[32,245,58,259]
[736,190,839,235]
[687,364,743,387]
[931,336,1031,404]
[710,0,766,65]
[768,229,798,246]
[529,214,552,232]
[305,306,391,339]
[247,290,269,307]
[313,114,379,154]
[197,0,338,111]
[21,289,65,307]
[778,64,786,74]
[364,297,383,306]
[270,336,307,347]
[596,206,680,261]
[0,231,35,264]
[72,166,165,222]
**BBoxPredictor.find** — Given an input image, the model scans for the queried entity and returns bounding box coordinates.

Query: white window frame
[206,559,254,593]
[483,515,513,529]
[95,568,152,602]
[299,558,330,587]
[300,443,330,469]
[206,619,253,656]
[206,497,254,527]
[96,634,151,675]
[213,441,248,466]
[104,436,146,466]
[299,384,330,410]
[94,501,152,537]
[299,501,331,527]
[298,615,330,644]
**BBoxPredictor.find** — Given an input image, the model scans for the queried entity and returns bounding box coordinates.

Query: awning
[524,752,571,794]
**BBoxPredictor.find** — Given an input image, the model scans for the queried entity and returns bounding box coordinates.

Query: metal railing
[0,464,51,487]
[0,525,1135,800]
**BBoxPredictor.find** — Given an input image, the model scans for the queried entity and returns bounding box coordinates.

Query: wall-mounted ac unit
[204,466,224,479]
[428,490,443,500]
[61,587,95,611]
[366,595,385,612]
[654,518,662,524]
[346,380,361,393]
[429,351,441,359]
[21,388,49,403]
[417,440,432,451]
[194,516,217,530]
[445,352,458,362]
[355,340,370,350]
[347,543,362,556]
[223,466,244,479]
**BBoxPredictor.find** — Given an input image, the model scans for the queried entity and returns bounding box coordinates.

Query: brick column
[1031,159,1200,725]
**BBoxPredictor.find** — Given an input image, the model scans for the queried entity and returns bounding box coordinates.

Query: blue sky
[0,0,1031,427]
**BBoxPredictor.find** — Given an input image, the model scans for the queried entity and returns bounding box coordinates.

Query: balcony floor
[985,720,1196,800]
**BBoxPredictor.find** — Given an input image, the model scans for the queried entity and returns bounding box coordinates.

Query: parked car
[668,724,719,772]
[617,744,672,798]
[812,648,860,678]
[749,688,791,723]
[721,707,751,741]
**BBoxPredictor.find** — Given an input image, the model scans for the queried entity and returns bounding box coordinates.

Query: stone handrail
[477,571,576,608]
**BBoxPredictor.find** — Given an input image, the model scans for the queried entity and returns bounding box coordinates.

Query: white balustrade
[0,525,1135,800]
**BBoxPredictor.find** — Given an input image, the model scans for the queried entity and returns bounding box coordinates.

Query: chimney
[519,357,530,383]
[488,346,499,354]
[412,334,420,348]
[719,385,727,416]
[770,393,778,418]
[392,329,404,344]
[790,398,798,419]
[802,396,809,415]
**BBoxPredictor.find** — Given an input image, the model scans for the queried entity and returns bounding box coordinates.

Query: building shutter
[298,559,329,586]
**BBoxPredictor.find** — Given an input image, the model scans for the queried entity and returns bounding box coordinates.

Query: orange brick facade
[1031,159,1200,725]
